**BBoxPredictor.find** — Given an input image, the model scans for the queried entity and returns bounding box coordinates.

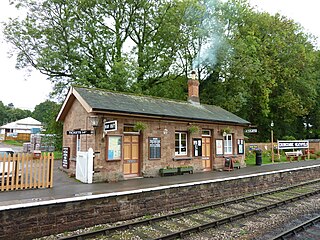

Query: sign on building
[67,130,93,135]
[244,128,258,133]
[104,120,117,132]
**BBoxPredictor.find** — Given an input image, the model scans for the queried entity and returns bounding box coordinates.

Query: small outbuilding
[57,73,250,182]
[0,117,43,142]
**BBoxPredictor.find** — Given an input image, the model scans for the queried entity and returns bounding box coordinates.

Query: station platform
[1,159,320,209]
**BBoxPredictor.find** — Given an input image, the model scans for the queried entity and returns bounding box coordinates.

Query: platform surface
[0,159,320,208]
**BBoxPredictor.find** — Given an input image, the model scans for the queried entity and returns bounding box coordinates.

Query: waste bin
[255,151,262,165]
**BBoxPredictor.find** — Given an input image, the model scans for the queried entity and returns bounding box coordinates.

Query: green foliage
[133,121,147,132]
[0,101,32,126]
[188,125,200,134]
[33,100,63,150]
[3,0,320,142]
[282,136,296,140]
[4,0,206,94]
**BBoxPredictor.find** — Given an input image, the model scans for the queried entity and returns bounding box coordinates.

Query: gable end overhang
[56,87,93,122]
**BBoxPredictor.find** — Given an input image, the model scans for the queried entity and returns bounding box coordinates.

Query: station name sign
[277,140,309,149]
[67,130,93,135]
[104,120,117,132]
[244,128,258,133]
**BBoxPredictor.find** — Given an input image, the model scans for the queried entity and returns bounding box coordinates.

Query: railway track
[270,215,320,239]
[58,179,320,240]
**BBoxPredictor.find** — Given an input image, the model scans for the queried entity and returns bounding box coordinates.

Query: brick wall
[1,166,319,239]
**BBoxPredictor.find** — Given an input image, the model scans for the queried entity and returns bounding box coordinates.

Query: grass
[2,140,63,160]
[245,153,317,166]
[53,151,62,160]
[3,140,24,146]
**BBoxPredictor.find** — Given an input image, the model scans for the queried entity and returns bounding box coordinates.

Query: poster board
[193,138,202,157]
[237,139,244,154]
[224,157,233,171]
[216,139,223,155]
[107,136,122,160]
[149,137,161,159]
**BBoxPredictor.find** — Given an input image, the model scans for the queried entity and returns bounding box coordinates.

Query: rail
[58,179,320,240]
[270,215,320,240]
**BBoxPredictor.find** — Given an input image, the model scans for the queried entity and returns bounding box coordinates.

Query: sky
[0,0,319,111]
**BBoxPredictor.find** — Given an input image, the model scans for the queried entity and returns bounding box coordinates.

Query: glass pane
[108,136,122,160]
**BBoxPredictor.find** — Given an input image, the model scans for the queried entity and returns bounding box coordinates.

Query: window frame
[123,124,140,134]
[224,134,233,155]
[175,132,188,156]
[202,129,211,136]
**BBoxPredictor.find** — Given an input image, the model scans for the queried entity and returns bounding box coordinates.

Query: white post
[87,148,94,184]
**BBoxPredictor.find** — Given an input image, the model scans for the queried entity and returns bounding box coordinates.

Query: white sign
[216,139,223,155]
[104,120,117,132]
[244,129,258,133]
[277,140,309,149]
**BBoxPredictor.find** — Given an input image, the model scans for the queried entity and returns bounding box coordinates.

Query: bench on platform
[285,151,305,162]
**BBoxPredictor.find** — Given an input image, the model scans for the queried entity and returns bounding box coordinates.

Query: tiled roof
[74,87,250,125]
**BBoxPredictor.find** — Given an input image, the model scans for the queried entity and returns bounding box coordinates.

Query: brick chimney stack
[188,70,200,103]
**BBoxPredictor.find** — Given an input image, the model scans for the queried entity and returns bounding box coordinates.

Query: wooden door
[123,135,139,176]
[202,137,211,171]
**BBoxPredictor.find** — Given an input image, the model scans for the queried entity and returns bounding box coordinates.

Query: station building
[57,73,250,182]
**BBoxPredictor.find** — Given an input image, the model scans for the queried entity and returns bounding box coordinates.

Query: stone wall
[1,166,319,239]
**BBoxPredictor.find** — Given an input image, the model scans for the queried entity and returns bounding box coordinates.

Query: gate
[0,152,54,191]
[76,148,94,183]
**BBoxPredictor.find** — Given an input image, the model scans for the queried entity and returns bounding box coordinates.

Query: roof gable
[0,117,42,130]
[57,87,250,125]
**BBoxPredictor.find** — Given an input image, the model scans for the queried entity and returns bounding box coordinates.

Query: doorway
[123,135,140,176]
[202,137,211,171]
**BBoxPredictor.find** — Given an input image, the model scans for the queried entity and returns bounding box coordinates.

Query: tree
[201,0,318,141]
[33,100,63,150]
[4,0,205,94]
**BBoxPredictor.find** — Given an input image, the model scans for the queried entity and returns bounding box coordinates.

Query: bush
[310,154,317,159]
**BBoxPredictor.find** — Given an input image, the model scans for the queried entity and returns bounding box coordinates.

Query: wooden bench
[285,151,303,162]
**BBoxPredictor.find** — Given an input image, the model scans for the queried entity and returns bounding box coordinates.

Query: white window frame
[175,132,187,156]
[202,129,211,136]
[224,134,232,154]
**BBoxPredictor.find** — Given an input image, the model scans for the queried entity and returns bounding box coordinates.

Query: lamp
[89,116,99,128]
[271,121,274,163]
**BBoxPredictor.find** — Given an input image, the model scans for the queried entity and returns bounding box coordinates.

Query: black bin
[255,151,262,165]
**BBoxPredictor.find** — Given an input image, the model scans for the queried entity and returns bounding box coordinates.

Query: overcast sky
[0,0,319,111]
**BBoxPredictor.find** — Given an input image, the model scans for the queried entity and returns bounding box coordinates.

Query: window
[224,134,232,154]
[149,137,161,159]
[123,124,139,133]
[202,129,211,136]
[175,132,187,155]
[107,136,122,160]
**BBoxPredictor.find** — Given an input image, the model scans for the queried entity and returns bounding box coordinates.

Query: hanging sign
[244,129,258,133]
[104,120,117,132]
[67,130,93,135]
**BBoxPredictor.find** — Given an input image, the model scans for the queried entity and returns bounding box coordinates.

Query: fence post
[87,148,94,184]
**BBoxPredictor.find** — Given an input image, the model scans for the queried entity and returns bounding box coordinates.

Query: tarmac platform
[1,159,320,209]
